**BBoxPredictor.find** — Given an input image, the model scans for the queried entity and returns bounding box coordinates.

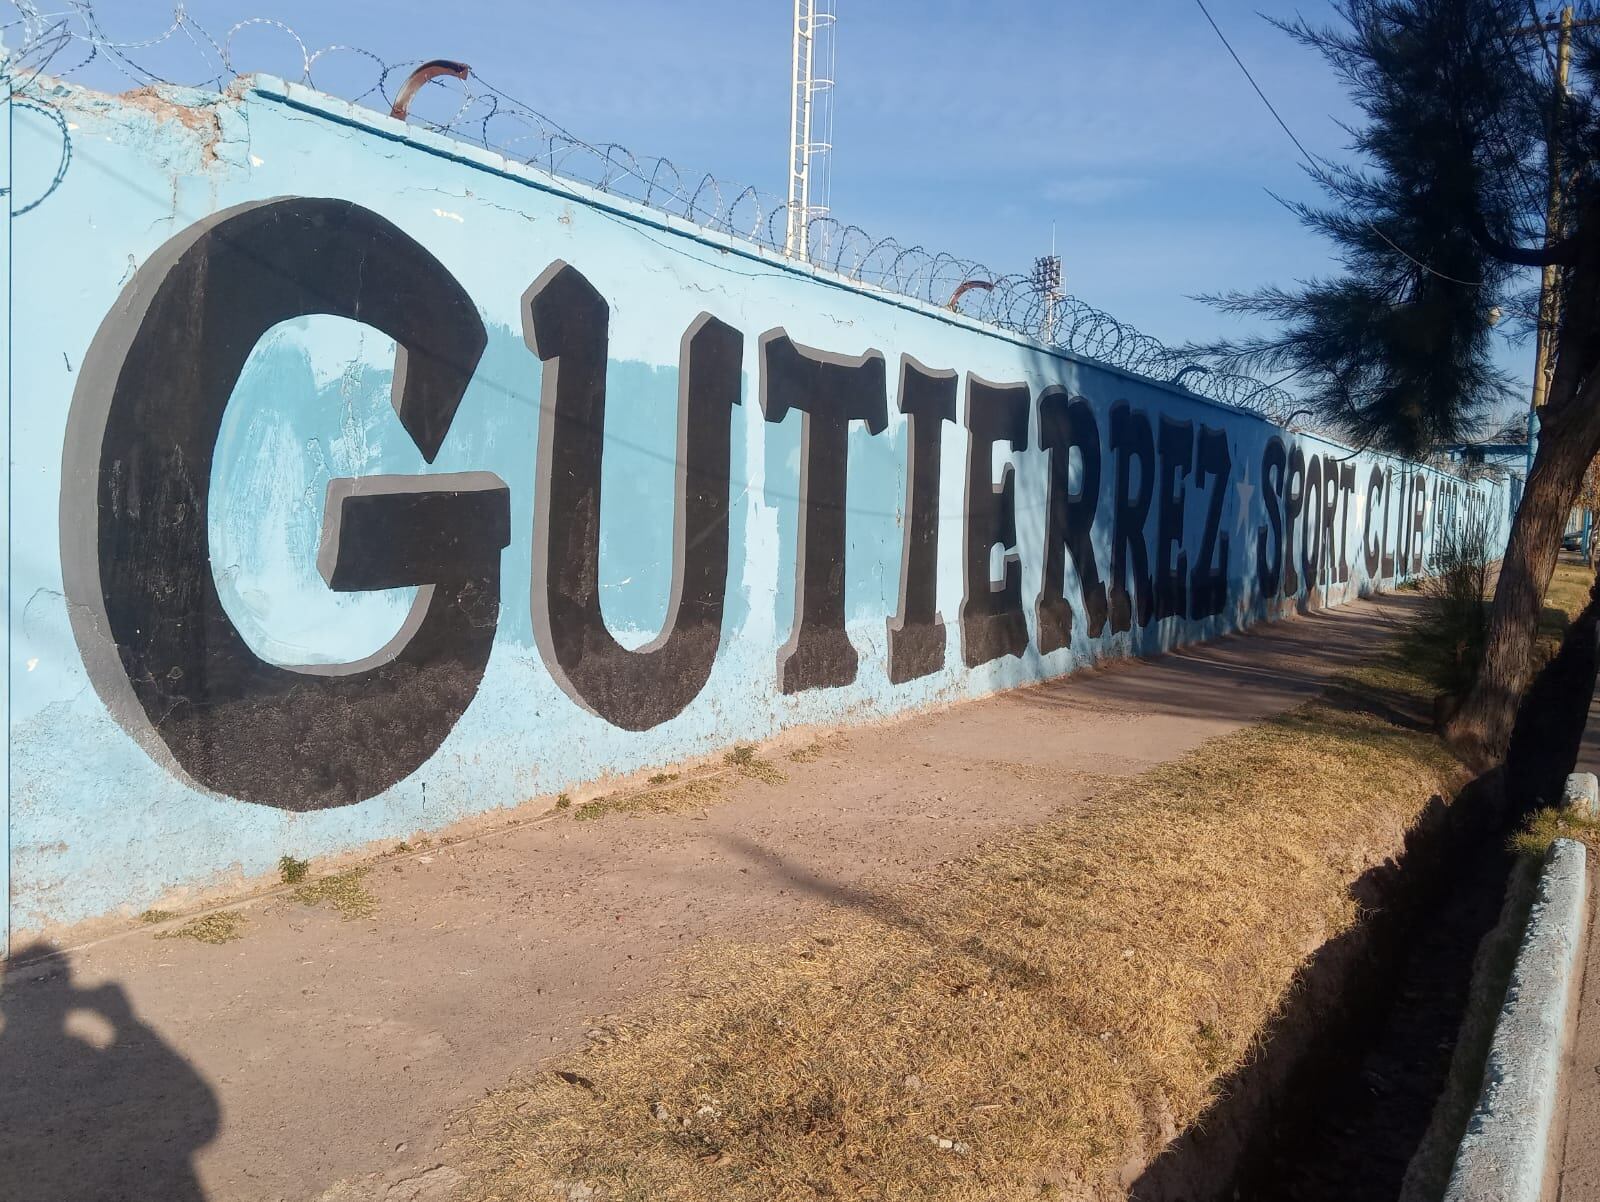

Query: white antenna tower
[785,0,837,260]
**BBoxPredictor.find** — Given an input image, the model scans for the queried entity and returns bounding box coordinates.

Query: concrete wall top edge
[24,67,1506,478]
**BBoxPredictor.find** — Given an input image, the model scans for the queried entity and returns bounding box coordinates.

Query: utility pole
[1533,7,1574,410]
[1513,6,1599,409]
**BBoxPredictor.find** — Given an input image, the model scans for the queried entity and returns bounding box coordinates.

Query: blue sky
[48,0,1539,412]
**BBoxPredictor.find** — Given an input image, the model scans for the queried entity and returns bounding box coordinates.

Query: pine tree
[1202,0,1600,762]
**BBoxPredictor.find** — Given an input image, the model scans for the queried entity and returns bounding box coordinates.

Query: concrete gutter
[1444,834,1590,1202]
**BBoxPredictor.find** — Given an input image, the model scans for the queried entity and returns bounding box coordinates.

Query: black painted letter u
[524,261,744,730]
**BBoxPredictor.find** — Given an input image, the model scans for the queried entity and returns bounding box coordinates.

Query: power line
[4,1,1313,428]
[1191,0,1486,288]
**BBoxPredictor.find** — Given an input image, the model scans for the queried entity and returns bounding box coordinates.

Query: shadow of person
[0,943,219,1201]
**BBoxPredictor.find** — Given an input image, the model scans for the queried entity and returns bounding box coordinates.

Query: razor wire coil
[0,0,1312,427]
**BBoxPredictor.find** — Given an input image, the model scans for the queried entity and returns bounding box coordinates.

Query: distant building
[1437,441,1530,476]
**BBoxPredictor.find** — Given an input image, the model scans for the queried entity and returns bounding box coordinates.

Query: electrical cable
[1192,0,1487,287]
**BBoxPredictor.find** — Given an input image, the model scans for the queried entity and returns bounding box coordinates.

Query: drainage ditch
[1132,590,1600,1202]
[1128,768,1512,1202]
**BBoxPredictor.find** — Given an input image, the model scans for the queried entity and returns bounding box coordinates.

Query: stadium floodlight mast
[1032,224,1062,342]
[785,0,837,259]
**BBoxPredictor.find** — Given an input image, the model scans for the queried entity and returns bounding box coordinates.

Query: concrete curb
[1444,835,1589,1202]
[1564,772,1599,820]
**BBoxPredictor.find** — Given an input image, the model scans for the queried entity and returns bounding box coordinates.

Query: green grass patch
[278,854,310,884]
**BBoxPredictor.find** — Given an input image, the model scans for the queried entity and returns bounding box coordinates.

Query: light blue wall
[2,83,12,956]
[2,74,1516,943]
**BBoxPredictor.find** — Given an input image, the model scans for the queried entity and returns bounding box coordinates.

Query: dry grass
[725,743,787,784]
[1518,554,1591,700]
[1511,806,1600,858]
[155,910,247,944]
[1341,560,1592,706]
[452,569,1595,1200]
[454,666,1466,1199]
[574,777,728,822]
[571,748,789,823]
[1534,559,1593,664]
[292,868,378,920]
[1536,560,1587,640]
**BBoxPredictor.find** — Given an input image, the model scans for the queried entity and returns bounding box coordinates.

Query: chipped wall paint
[2,74,1518,945]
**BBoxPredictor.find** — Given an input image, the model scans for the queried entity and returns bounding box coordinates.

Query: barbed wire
[2,0,1326,430]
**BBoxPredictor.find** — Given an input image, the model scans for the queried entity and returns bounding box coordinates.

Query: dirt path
[1557,684,1600,1200]
[0,595,1422,1202]
[1559,886,1600,1201]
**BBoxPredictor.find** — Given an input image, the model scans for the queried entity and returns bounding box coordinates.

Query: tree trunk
[1445,399,1600,763]
[1503,558,1600,811]
[1446,201,1600,766]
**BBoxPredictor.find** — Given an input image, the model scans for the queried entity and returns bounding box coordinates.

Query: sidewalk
[1559,894,1600,1200]
[1557,688,1600,1199]
[0,595,1421,1202]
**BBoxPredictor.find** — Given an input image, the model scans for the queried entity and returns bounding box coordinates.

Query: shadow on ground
[1122,762,1506,1202]
[0,944,218,1202]
[1508,583,1600,810]
[1136,580,1600,1201]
